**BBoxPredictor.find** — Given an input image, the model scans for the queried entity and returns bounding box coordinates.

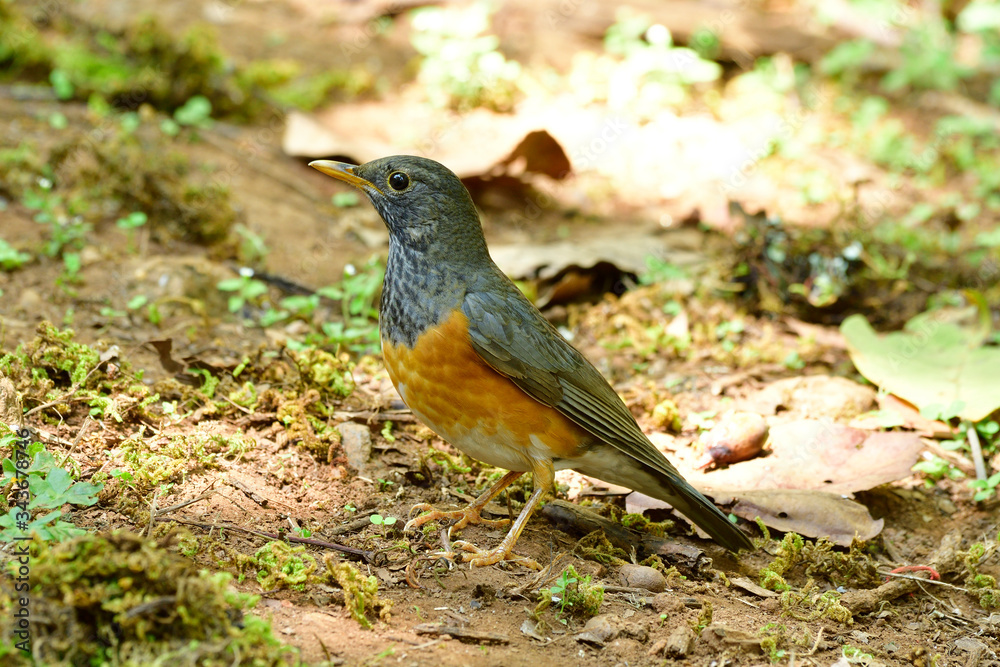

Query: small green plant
[315,257,384,353]
[369,514,398,537]
[23,180,91,260]
[598,8,721,113]
[115,210,148,252]
[0,434,104,542]
[0,238,31,270]
[912,455,965,483]
[538,565,604,620]
[161,95,214,136]
[332,191,360,208]
[109,468,136,489]
[410,2,521,111]
[970,472,1000,502]
[217,269,269,313]
[639,256,686,285]
[842,644,877,664]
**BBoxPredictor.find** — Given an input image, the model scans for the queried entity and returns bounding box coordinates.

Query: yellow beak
[308,160,384,196]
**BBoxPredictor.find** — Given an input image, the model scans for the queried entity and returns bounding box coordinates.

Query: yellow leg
[450,461,555,570]
[451,484,546,570]
[404,470,524,534]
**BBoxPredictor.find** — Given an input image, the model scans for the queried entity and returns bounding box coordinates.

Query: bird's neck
[380,240,474,348]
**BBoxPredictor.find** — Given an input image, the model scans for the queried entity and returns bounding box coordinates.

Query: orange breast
[382,309,591,470]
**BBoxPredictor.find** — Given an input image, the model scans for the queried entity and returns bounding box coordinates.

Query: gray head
[310,155,489,264]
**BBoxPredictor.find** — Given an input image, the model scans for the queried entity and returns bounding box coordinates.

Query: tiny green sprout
[370,514,398,537]
[217,268,269,313]
[344,503,357,513]
[127,294,149,309]
[332,191,360,208]
[116,211,148,230]
[377,478,395,491]
[549,569,579,616]
[970,471,1000,502]
[110,469,135,489]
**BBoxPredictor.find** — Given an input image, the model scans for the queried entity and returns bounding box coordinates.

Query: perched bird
[310,156,753,567]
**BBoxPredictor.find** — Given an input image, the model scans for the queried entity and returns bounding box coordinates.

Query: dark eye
[388,172,409,191]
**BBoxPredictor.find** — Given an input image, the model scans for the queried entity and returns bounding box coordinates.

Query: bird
[309,155,754,568]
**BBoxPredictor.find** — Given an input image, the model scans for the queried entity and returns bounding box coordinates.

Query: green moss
[619,512,674,538]
[534,564,604,619]
[963,542,1000,610]
[290,348,355,399]
[0,532,297,665]
[253,541,317,592]
[325,559,392,629]
[780,589,853,625]
[0,2,375,120]
[758,532,804,592]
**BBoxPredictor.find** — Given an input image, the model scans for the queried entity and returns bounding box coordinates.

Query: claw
[451,540,541,570]
[402,503,510,534]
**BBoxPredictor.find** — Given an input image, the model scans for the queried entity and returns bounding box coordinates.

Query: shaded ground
[1,1,999,666]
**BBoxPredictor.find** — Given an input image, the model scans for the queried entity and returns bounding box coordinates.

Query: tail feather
[572,455,753,552]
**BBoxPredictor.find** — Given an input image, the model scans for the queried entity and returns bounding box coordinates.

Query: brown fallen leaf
[627,487,882,546]
[284,104,570,181]
[680,420,924,495]
[736,376,876,421]
[849,393,954,438]
[729,576,780,598]
[728,489,883,545]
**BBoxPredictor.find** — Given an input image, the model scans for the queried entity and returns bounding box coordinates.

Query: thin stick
[23,365,103,418]
[156,516,377,562]
[968,426,987,481]
[58,417,93,469]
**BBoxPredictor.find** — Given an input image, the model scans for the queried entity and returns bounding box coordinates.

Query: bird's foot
[403,502,510,535]
[450,540,541,570]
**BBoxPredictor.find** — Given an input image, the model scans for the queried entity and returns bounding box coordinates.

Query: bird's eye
[388,172,409,191]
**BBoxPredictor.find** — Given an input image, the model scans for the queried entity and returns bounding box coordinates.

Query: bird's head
[310,155,487,258]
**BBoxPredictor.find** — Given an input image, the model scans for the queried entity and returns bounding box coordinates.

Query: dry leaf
[681,420,923,495]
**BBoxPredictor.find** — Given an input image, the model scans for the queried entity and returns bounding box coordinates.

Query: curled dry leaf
[681,420,924,495]
[695,411,768,469]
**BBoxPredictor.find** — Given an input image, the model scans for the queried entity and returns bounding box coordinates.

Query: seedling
[370,514,398,537]
[217,268,269,313]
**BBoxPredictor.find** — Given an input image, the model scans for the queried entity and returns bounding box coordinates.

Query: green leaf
[842,313,1000,421]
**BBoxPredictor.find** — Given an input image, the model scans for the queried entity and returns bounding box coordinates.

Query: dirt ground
[1,0,999,666]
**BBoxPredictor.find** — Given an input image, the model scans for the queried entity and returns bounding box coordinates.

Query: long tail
[577,458,753,552]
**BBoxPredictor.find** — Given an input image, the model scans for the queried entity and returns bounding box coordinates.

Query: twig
[23,365,103,418]
[880,570,968,591]
[805,627,825,656]
[326,509,379,536]
[153,485,217,517]
[602,585,656,595]
[968,426,987,481]
[146,493,159,538]
[155,516,377,562]
[219,395,252,414]
[333,410,418,424]
[58,416,93,468]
